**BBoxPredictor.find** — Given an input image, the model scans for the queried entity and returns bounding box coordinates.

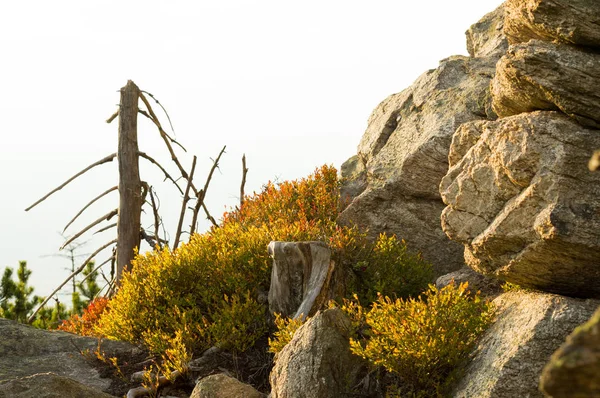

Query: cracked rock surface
[440,112,600,298]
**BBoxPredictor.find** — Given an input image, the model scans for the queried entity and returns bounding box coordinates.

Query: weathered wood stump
[267,241,340,319]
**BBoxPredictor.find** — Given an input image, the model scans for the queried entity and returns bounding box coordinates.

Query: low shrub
[96,166,349,361]
[268,313,306,354]
[58,297,109,336]
[345,282,494,397]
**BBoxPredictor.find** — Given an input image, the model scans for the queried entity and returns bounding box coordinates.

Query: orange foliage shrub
[58,297,109,337]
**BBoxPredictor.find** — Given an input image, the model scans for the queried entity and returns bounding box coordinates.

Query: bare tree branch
[148,187,163,249]
[173,156,197,250]
[137,110,186,153]
[203,202,218,228]
[140,90,175,133]
[106,109,119,124]
[138,94,193,189]
[94,222,117,235]
[61,209,118,250]
[63,186,118,233]
[240,154,248,208]
[190,146,226,235]
[25,153,117,212]
[138,151,184,195]
[79,255,115,284]
[28,239,117,323]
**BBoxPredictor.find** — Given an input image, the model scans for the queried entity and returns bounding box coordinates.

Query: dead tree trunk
[116,80,142,287]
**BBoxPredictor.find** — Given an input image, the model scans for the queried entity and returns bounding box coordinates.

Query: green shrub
[96,166,351,359]
[268,313,306,354]
[346,282,494,397]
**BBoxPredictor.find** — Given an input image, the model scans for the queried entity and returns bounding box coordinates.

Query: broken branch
[106,109,119,124]
[173,156,197,250]
[25,153,117,212]
[138,93,195,194]
[63,186,118,233]
[61,209,118,250]
[240,154,248,208]
[190,146,226,235]
[138,151,184,195]
[94,222,117,235]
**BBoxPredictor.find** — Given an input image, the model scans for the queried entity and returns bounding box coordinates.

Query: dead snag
[240,154,248,208]
[116,80,142,287]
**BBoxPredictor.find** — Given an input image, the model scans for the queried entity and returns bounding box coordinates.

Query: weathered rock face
[440,112,600,298]
[453,291,599,398]
[435,267,503,298]
[268,241,343,319]
[504,0,600,47]
[191,373,265,398]
[339,6,506,276]
[269,308,364,398]
[0,373,116,398]
[0,318,142,396]
[540,305,600,397]
[491,40,600,128]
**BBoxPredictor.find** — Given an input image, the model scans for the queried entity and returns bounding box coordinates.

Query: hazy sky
[0,0,503,303]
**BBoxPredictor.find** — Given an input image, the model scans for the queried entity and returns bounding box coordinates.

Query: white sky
[0,0,503,304]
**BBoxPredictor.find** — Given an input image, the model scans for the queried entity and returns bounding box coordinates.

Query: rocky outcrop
[338,6,506,276]
[440,112,600,297]
[269,308,364,398]
[191,373,265,398]
[491,40,600,128]
[504,0,600,47]
[268,241,343,319]
[453,291,599,398]
[0,318,142,397]
[435,267,502,298]
[540,305,600,397]
[0,373,116,398]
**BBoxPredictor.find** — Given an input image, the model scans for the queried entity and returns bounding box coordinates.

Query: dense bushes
[96,166,350,370]
[344,282,494,397]
[85,164,490,394]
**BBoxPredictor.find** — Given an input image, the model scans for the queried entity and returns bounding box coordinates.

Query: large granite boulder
[491,40,600,128]
[540,306,600,397]
[338,6,506,276]
[191,373,265,398]
[440,112,600,298]
[0,318,142,396]
[453,291,599,398]
[268,241,344,319]
[269,308,364,398]
[504,0,600,47]
[0,373,116,398]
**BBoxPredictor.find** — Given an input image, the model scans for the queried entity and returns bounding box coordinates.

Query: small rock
[191,373,264,398]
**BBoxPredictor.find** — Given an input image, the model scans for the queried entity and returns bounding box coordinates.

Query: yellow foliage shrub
[268,313,306,354]
[96,165,349,360]
[346,282,494,397]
